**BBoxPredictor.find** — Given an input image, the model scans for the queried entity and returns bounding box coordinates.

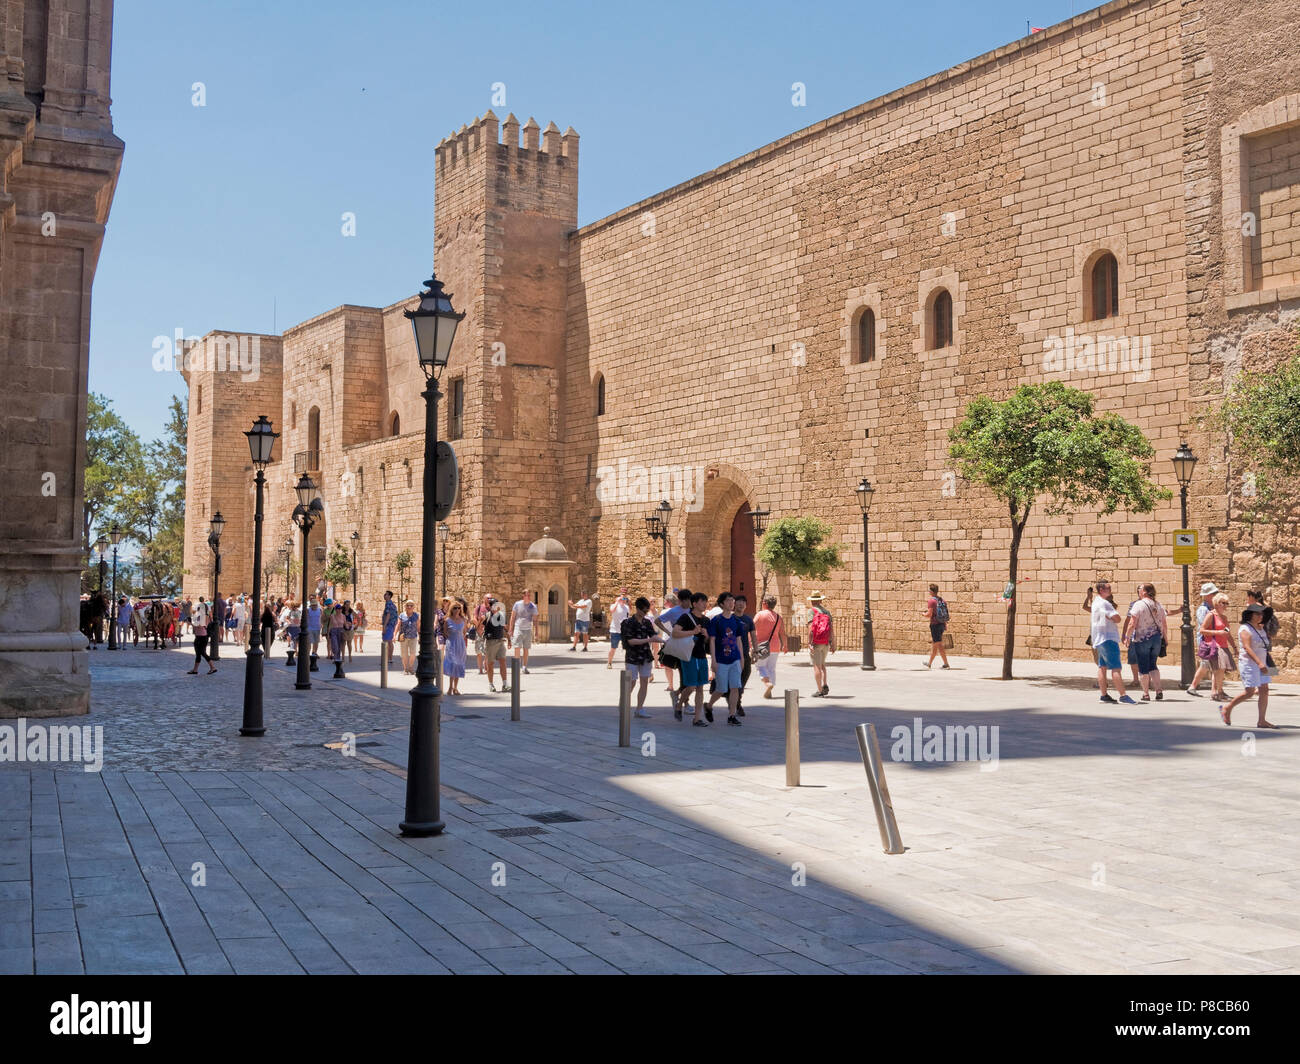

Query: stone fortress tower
[181,111,579,616]
[183,0,1300,672]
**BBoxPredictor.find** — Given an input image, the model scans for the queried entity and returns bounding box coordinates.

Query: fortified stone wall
[562,0,1207,667]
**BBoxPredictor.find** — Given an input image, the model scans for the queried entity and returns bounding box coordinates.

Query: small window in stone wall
[389,411,400,437]
[929,289,953,350]
[450,378,464,440]
[197,384,202,415]
[1086,252,1119,321]
[855,308,877,363]
[290,401,296,430]
[595,374,606,416]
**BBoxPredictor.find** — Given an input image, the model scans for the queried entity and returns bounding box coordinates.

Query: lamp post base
[398,820,446,838]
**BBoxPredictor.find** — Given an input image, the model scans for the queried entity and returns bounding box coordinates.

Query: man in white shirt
[606,589,630,668]
[567,593,593,651]
[1090,580,1135,705]
[510,591,538,674]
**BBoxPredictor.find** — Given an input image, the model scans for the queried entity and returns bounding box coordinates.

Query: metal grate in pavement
[489,826,547,838]
[525,810,584,824]
[454,714,484,720]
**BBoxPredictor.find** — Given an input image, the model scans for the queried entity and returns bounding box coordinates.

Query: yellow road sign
[1173,529,1198,565]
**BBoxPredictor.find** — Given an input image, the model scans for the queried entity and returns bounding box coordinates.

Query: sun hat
[807,591,826,602]
[1199,582,1219,596]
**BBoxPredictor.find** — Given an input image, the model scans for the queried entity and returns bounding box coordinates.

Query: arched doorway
[730,503,755,615]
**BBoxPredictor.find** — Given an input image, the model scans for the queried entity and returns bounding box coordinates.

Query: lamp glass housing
[245,415,279,467]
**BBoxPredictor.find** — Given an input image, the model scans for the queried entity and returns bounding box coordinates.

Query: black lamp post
[107,523,124,650]
[241,415,279,736]
[856,477,876,670]
[278,542,291,601]
[94,536,108,645]
[399,273,463,837]
[208,511,224,660]
[291,474,324,689]
[1173,441,1198,686]
[438,522,449,597]
[644,500,673,599]
[349,530,361,601]
[748,505,770,538]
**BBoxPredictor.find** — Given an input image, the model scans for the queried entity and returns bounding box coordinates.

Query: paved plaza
[2,636,1298,975]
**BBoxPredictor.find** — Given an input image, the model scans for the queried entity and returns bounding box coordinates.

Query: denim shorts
[609,631,621,648]
[1131,634,1161,675]
[575,620,589,633]
[1095,639,1121,671]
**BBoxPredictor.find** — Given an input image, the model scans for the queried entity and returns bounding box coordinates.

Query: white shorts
[757,656,778,683]
[512,625,533,649]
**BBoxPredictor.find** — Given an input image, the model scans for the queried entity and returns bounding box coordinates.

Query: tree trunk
[1001,509,1029,680]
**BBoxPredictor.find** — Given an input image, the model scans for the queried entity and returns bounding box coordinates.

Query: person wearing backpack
[807,592,835,697]
[924,583,951,669]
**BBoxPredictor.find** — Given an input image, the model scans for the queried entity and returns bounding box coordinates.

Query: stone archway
[680,466,759,604]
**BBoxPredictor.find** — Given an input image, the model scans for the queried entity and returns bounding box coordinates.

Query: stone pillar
[0,1,123,717]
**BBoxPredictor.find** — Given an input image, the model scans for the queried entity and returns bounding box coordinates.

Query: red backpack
[809,610,831,645]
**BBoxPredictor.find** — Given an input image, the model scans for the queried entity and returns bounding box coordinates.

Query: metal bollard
[618,671,631,747]
[380,639,388,689]
[784,689,800,787]
[855,722,904,855]
[510,657,520,721]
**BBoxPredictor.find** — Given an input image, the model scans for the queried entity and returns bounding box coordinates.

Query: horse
[146,600,173,649]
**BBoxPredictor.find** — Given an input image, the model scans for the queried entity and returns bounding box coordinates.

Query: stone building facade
[183,0,1300,674]
[0,1,123,716]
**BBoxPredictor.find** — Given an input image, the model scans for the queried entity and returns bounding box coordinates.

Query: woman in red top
[1196,592,1236,702]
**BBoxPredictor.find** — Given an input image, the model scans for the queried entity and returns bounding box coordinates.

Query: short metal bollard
[510,658,520,721]
[784,689,800,787]
[855,722,904,855]
[332,656,345,679]
[380,639,389,689]
[618,671,632,747]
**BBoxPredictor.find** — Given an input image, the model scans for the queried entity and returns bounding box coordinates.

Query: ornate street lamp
[1173,441,1198,686]
[856,478,877,671]
[107,523,125,650]
[748,505,771,538]
[291,474,325,689]
[644,499,673,599]
[282,537,294,600]
[93,536,108,646]
[241,415,279,737]
[207,511,225,660]
[398,272,463,837]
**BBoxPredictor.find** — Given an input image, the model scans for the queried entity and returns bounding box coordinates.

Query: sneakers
[581,646,588,652]
[488,683,497,692]
[1119,695,1137,704]
[811,689,825,698]
[736,706,745,717]
[692,719,709,727]
[523,667,530,674]
[502,684,512,693]
[1100,694,1118,703]
[727,716,742,727]
[705,707,714,723]
[569,646,576,652]
[1155,691,1163,701]
[821,685,830,696]
[634,709,651,718]
[1185,687,1201,697]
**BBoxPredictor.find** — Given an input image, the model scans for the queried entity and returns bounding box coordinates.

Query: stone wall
[0,0,123,716]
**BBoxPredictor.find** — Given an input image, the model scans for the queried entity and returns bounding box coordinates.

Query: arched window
[1088,252,1119,320]
[389,411,400,437]
[855,308,876,363]
[595,374,606,417]
[930,289,953,350]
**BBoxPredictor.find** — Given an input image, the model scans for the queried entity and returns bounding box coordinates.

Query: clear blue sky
[92,0,1086,444]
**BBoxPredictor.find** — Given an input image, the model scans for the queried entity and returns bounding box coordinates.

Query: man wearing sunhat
[807,592,835,697]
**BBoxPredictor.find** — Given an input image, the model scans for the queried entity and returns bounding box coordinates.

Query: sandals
[1256,721,1280,729]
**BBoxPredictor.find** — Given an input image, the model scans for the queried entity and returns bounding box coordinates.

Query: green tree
[757,517,844,599]
[1207,333,1300,516]
[323,540,353,591]
[84,393,143,550]
[949,381,1170,679]
[393,549,414,604]
[117,394,187,594]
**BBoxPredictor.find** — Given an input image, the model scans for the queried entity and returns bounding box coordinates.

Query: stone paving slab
[1,640,1297,972]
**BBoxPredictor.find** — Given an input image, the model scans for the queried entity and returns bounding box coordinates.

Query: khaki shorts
[810,643,829,667]
[512,626,533,649]
[485,638,507,661]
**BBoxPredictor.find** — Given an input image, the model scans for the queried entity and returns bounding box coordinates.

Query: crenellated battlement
[435,110,579,174]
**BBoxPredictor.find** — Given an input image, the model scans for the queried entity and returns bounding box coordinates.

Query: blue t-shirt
[708,613,749,665]
[306,606,322,632]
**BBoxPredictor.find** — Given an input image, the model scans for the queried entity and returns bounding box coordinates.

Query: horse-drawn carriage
[135,595,178,649]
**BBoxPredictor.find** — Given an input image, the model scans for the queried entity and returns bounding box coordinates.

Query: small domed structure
[518,527,576,643]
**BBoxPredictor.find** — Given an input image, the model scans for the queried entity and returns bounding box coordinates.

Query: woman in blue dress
[441,601,467,694]
[1221,603,1277,729]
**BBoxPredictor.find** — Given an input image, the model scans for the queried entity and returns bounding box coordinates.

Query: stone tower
[180,333,284,600]
[433,111,579,597]
[0,0,123,716]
